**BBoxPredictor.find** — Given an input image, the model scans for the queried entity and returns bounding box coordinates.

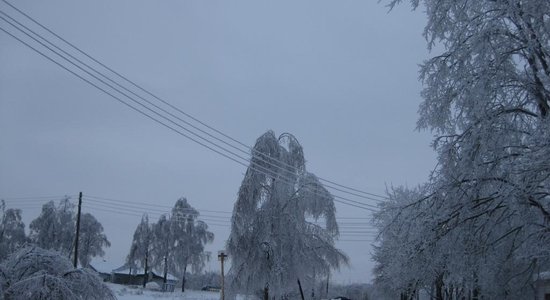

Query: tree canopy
[227,130,348,299]
[0,246,115,300]
[373,1,550,298]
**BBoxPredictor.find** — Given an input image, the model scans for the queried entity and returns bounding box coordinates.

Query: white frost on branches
[29,198,75,256]
[374,1,550,298]
[125,199,214,291]
[226,131,348,299]
[0,246,115,300]
[0,201,26,261]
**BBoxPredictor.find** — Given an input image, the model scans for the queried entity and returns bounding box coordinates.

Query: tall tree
[226,131,348,299]
[29,198,75,256]
[150,214,173,285]
[373,1,550,298]
[78,213,110,268]
[0,201,27,261]
[169,198,214,292]
[126,214,153,288]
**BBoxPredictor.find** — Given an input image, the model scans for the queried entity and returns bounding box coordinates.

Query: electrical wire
[1,0,389,203]
[0,15,378,212]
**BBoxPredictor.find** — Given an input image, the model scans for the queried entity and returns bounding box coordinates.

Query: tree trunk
[163,256,168,284]
[472,271,480,300]
[435,275,444,300]
[143,250,149,288]
[181,264,187,292]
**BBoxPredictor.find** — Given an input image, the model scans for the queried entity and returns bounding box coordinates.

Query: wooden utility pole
[297,279,305,300]
[326,273,330,298]
[218,251,228,300]
[73,192,82,268]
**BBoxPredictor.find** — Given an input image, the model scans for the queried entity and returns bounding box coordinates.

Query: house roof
[112,264,178,281]
[537,271,550,280]
[89,258,116,274]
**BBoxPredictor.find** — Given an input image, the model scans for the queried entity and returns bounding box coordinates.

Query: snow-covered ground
[108,283,220,300]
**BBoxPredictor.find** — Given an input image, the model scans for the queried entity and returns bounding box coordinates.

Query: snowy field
[108,283,220,300]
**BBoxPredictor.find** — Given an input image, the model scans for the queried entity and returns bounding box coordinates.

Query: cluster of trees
[226,131,348,299]
[125,197,214,292]
[0,198,110,268]
[374,0,550,299]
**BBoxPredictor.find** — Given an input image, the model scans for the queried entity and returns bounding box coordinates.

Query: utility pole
[218,251,228,300]
[326,273,330,299]
[73,192,82,268]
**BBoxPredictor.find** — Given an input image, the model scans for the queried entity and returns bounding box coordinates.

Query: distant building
[88,259,114,282]
[111,265,178,292]
[87,259,178,292]
[536,272,550,300]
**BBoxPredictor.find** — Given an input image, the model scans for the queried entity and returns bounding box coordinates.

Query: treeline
[0,196,215,293]
[0,197,109,266]
[124,197,214,292]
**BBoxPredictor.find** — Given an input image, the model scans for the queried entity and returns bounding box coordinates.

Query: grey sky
[0,0,434,283]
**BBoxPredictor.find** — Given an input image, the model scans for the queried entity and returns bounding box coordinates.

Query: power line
[1,0,389,203]
[84,195,231,214]
[0,11,378,213]
[0,195,75,200]
[1,193,378,229]
[1,14,364,216]
[82,195,378,227]
[0,11,379,212]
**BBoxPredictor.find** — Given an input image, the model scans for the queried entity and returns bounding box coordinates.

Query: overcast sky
[0,0,434,283]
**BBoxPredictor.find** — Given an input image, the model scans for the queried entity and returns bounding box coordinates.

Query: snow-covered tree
[0,201,27,261]
[373,1,550,298]
[226,131,348,299]
[29,198,75,256]
[77,213,110,268]
[169,198,214,292]
[126,214,153,287]
[0,246,115,299]
[150,214,173,285]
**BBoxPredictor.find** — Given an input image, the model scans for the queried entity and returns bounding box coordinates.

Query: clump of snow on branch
[0,246,115,300]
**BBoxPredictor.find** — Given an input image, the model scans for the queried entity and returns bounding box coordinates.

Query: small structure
[111,265,178,291]
[88,260,114,282]
[535,272,550,300]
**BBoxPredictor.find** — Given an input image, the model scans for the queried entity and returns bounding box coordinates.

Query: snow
[108,283,220,300]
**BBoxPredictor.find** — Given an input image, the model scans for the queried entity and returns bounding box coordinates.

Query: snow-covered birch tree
[169,198,214,292]
[126,214,153,287]
[226,130,348,299]
[0,246,115,299]
[77,213,110,268]
[29,198,75,256]
[151,214,173,285]
[0,201,27,261]
[373,1,550,298]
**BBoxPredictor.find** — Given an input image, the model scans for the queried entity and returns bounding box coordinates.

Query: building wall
[536,279,550,300]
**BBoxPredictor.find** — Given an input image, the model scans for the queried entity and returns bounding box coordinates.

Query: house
[111,264,179,291]
[88,259,114,282]
[535,272,550,300]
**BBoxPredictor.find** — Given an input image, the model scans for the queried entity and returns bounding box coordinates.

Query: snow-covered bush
[0,246,115,300]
